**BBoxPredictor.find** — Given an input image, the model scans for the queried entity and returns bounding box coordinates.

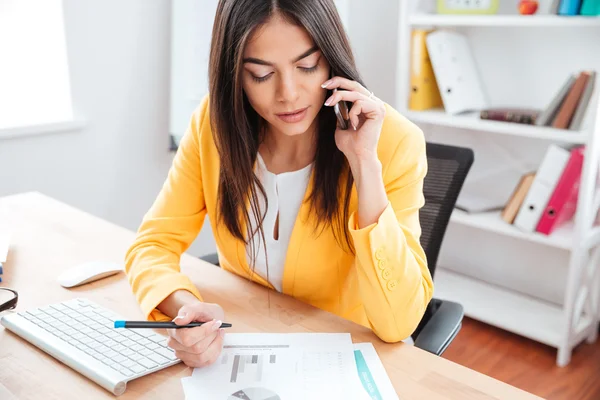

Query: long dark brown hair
[209,0,365,267]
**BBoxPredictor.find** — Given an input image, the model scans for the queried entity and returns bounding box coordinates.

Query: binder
[552,71,590,129]
[580,0,600,15]
[535,74,576,127]
[558,0,583,15]
[425,30,488,115]
[536,146,585,235]
[501,172,536,224]
[514,145,571,232]
[570,71,596,131]
[408,29,443,111]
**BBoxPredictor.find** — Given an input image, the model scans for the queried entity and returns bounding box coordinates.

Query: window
[0,0,75,132]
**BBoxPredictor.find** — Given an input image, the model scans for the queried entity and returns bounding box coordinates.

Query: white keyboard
[0,298,181,395]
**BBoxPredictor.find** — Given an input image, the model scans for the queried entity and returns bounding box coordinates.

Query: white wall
[0,0,216,257]
[0,0,397,260]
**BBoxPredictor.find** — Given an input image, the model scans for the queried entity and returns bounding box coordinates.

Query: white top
[246,153,312,292]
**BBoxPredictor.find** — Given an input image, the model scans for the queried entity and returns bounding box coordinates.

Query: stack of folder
[502,145,585,236]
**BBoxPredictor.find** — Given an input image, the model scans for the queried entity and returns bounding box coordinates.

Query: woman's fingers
[167,329,219,353]
[175,330,225,368]
[325,91,384,121]
[347,100,364,130]
[322,76,369,97]
[168,319,223,348]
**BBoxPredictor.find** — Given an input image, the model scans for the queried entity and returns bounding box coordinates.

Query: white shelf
[434,268,592,348]
[406,109,589,144]
[450,209,573,250]
[410,14,600,28]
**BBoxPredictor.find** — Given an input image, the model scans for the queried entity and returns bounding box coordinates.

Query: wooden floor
[442,317,600,400]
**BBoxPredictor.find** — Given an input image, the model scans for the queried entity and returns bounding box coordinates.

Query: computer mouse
[57,261,124,288]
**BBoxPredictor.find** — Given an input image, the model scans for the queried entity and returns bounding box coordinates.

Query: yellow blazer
[124,95,433,342]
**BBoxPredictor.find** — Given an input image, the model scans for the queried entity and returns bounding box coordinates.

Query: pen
[113,320,232,329]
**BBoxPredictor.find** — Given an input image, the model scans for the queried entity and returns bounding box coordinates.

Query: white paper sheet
[353,343,399,400]
[183,333,371,400]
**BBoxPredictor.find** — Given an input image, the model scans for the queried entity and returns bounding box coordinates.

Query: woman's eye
[299,65,319,74]
[251,72,273,83]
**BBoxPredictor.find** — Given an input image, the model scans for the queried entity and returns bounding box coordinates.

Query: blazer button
[377,259,387,270]
[375,248,385,260]
[387,279,398,291]
[382,268,392,280]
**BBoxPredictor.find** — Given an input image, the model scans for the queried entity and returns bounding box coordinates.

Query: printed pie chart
[228,387,281,400]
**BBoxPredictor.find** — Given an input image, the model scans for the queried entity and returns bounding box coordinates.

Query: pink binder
[536,146,585,235]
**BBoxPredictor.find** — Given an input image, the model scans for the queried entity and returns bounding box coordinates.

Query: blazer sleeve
[124,98,209,322]
[348,120,433,343]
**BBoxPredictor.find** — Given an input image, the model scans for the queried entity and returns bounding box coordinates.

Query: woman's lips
[276,107,309,123]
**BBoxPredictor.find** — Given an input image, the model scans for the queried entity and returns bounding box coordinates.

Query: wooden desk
[0,192,542,399]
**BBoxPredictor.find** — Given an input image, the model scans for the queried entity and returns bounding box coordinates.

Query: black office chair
[200,142,474,356]
[410,142,474,355]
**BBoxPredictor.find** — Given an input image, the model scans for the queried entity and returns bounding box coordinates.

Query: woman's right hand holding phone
[166,301,226,368]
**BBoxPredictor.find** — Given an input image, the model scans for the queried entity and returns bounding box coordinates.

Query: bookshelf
[410,14,600,27]
[405,109,590,143]
[397,2,600,367]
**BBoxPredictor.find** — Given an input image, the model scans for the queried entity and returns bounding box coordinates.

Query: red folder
[536,146,585,235]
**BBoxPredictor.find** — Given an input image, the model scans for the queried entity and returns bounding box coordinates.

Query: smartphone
[333,88,350,130]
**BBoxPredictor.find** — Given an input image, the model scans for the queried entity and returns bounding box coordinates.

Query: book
[409,29,443,111]
[535,74,576,127]
[536,146,585,235]
[501,172,536,224]
[580,0,600,15]
[552,71,591,129]
[570,71,596,131]
[480,108,540,125]
[514,145,571,232]
[558,0,583,15]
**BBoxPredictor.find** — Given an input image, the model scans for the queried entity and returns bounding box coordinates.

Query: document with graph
[181,333,372,400]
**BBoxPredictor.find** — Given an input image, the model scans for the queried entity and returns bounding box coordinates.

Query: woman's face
[242,14,330,138]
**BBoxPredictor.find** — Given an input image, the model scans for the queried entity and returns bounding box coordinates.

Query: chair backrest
[419,142,474,279]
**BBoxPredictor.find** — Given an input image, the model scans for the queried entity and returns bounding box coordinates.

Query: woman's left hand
[322,76,386,165]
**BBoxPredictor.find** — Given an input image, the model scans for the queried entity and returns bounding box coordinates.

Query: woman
[125,0,433,369]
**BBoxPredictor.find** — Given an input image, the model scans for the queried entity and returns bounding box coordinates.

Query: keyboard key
[80,327,94,335]
[132,329,155,338]
[88,331,101,339]
[113,334,129,344]
[121,339,136,347]
[139,348,153,357]
[104,340,118,348]
[149,335,167,344]
[79,337,94,345]
[113,344,127,353]
[97,327,111,335]
[121,359,137,369]
[137,357,157,369]
[131,344,144,352]
[148,353,170,365]
[138,338,152,347]
[129,354,144,362]
[84,348,97,356]
[106,332,120,340]
[94,354,108,362]
[112,354,127,364]
[121,348,135,357]
[105,350,119,359]
[129,364,146,374]
[118,367,133,377]
[102,358,114,366]
[146,342,160,350]
[155,347,178,361]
